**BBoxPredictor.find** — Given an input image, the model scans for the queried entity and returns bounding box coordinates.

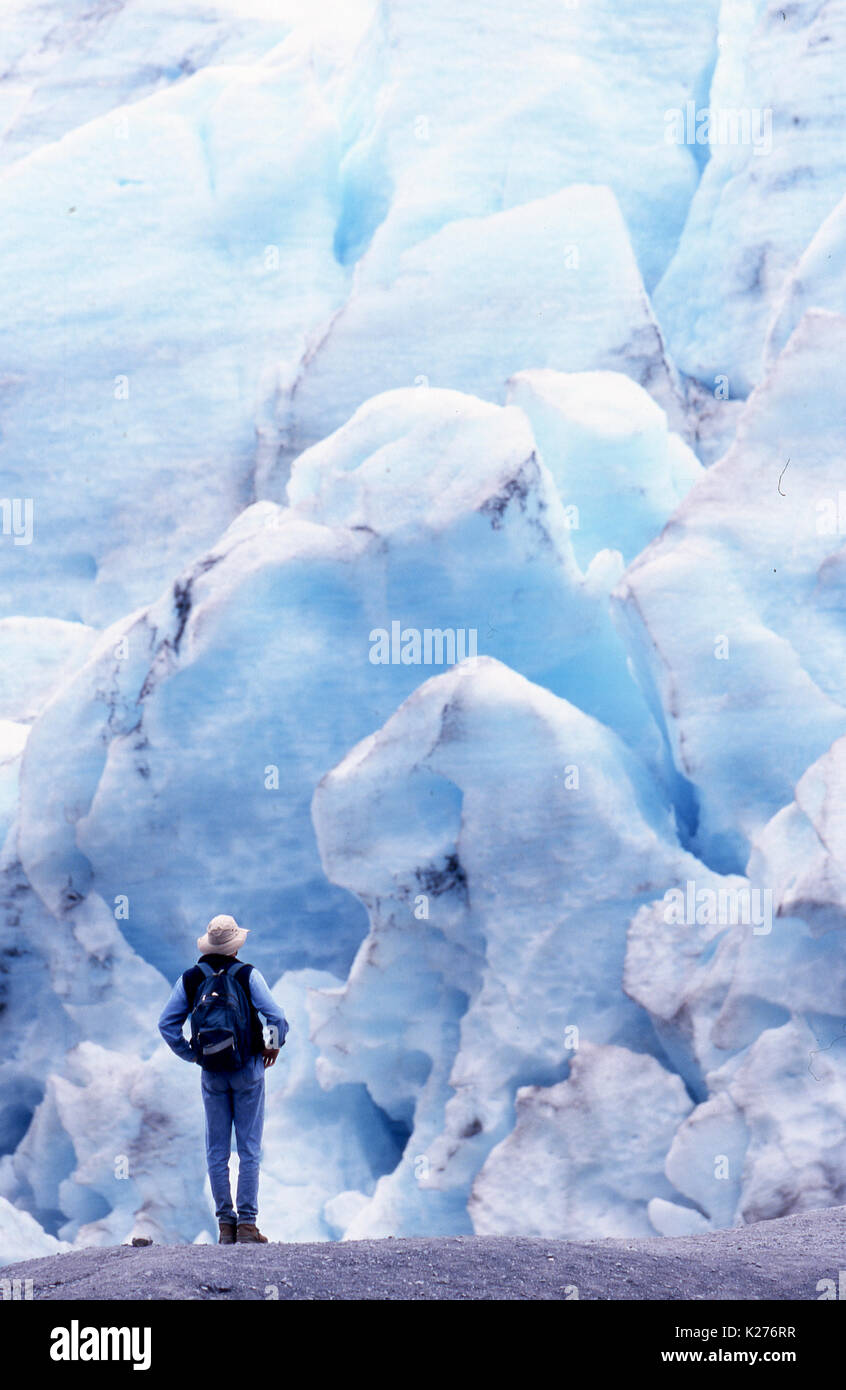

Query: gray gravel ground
[4,1206,845,1300]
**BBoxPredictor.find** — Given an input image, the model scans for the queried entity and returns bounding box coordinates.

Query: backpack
[186,959,258,1072]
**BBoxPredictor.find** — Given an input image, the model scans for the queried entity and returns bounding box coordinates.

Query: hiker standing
[158,914,289,1245]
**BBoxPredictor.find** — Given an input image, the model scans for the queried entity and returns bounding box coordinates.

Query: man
[158,914,289,1245]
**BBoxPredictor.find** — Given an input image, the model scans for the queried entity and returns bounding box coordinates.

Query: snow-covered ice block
[18,517,380,982]
[647,1197,712,1238]
[506,370,702,567]
[667,1019,846,1227]
[614,310,846,871]
[0,861,83,1168]
[627,752,846,1229]
[662,1091,747,1230]
[8,1040,209,1246]
[286,382,648,748]
[323,1190,371,1239]
[765,190,846,368]
[310,656,712,1237]
[467,1045,692,1239]
[0,1194,71,1268]
[286,386,580,551]
[623,871,780,1096]
[654,0,846,396]
[750,735,846,938]
[0,849,170,1220]
[625,732,846,1110]
[264,186,685,487]
[254,969,404,1242]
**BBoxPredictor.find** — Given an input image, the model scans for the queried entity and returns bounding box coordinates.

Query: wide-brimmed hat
[197,914,249,956]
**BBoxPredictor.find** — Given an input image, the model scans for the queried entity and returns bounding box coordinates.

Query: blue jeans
[201,1053,265,1224]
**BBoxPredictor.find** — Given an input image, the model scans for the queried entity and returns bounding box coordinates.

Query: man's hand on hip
[262,1047,280,1068]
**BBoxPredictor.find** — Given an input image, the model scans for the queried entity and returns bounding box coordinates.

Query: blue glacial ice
[1,0,846,1258]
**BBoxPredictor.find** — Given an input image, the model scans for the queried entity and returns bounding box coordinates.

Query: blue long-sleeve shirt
[158,961,289,1063]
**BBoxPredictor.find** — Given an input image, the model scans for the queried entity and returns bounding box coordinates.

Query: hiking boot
[218,1220,237,1245]
[236,1223,268,1244]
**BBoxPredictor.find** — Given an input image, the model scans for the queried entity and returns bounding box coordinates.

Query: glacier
[2,0,846,1260]
[654,0,846,398]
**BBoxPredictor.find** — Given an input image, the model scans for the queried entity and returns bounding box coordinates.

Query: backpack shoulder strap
[183,962,213,1008]
[233,962,254,990]
[233,962,265,1054]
